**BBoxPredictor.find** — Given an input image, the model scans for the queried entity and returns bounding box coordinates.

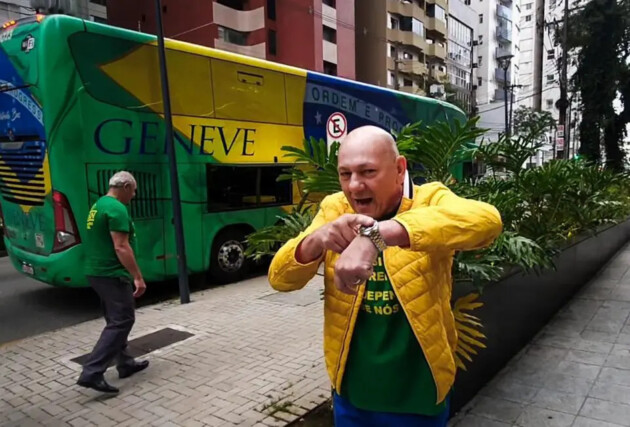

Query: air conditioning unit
[472,63,479,68]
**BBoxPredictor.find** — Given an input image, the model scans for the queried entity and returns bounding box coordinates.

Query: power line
[477,86,556,115]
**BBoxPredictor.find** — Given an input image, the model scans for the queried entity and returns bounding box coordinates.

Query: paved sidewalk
[3,245,630,427]
[0,275,330,426]
[450,244,630,427]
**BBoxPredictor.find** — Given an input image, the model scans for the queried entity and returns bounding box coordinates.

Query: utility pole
[557,0,570,158]
[567,96,573,157]
[551,123,557,159]
[155,0,191,304]
[497,54,513,138]
[508,84,523,135]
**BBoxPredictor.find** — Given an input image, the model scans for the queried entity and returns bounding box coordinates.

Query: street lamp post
[497,54,513,139]
[154,0,191,304]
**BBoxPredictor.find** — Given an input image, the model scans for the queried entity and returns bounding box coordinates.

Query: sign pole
[155,0,190,304]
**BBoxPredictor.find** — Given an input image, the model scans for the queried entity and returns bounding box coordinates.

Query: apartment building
[355,0,448,96]
[106,0,355,79]
[0,0,107,23]
[472,0,521,140]
[447,0,476,113]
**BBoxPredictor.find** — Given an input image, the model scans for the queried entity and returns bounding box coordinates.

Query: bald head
[339,125,399,160]
[337,126,407,219]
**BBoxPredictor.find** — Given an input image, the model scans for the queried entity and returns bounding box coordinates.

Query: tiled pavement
[0,275,330,426]
[2,244,630,427]
[450,244,630,427]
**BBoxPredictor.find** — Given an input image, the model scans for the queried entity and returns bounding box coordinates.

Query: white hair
[109,171,136,188]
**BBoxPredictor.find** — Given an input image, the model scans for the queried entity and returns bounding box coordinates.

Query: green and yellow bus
[0,14,466,287]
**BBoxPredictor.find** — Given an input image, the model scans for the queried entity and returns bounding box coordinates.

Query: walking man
[269,126,502,426]
[77,171,149,394]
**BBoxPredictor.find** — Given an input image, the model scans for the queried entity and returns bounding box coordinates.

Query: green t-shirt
[340,254,448,415]
[84,196,136,278]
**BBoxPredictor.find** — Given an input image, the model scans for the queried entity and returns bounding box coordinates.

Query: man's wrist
[295,233,324,264]
[378,219,410,248]
[358,221,388,252]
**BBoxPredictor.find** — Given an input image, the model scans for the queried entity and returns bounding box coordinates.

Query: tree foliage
[564,0,630,170]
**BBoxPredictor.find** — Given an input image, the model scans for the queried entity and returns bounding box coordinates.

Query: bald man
[269,126,502,426]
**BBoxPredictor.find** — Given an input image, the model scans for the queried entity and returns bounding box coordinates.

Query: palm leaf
[452,292,487,371]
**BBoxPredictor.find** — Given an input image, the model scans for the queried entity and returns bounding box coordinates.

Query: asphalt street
[0,256,268,346]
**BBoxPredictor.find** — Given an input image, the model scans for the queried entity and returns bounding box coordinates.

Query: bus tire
[209,228,250,284]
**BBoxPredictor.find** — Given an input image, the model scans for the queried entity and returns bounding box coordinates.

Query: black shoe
[77,377,119,394]
[117,360,149,379]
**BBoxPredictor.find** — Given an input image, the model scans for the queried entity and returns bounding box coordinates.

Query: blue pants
[333,393,449,427]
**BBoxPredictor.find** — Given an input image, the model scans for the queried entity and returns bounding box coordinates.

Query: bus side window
[206,165,292,212]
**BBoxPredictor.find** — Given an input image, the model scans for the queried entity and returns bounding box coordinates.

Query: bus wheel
[210,229,250,284]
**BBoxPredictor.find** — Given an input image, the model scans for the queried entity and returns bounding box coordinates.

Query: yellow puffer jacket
[268,182,502,404]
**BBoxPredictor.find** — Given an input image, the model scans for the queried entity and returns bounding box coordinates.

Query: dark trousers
[80,276,136,380]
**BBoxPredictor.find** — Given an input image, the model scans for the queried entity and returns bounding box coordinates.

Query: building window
[526,3,533,9]
[90,15,107,24]
[434,5,447,22]
[403,51,413,60]
[324,61,337,76]
[206,165,292,212]
[389,72,396,86]
[390,45,396,58]
[547,49,555,59]
[389,15,400,30]
[479,14,483,24]
[218,26,248,45]
[217,0,245,10]
[478,77,482,86]
[525,15,532,22]
[478,55,482,66]
[546,99,554,108]
[400,16,424,36]
[268,30,277,55]
[547,74,554,83]
[478,35,483,44]
[404,78,413,87]
[323,26,337,43]
[323,0,336,7]
[267,0,276,20]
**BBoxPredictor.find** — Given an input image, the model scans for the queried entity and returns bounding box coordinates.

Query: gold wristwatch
[359,221,388,252]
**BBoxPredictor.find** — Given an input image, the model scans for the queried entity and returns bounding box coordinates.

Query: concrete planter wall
[450,219,630,414]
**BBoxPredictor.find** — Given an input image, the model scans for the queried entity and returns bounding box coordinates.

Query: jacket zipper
[382,251,442,404]
[334,283,363,393]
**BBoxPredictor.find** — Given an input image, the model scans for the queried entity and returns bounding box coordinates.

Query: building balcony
[388,57,429,76]
[386,0,425,21]
[496,25,512,43]
[427,43,446,60]
[425,0,448,12]
[387,28,429,51]
[495,47,512,59]
[426,18,447,37]
[497,4,512,21]
[495,67,512,83]
[212,1,265,33]
[430,67,448,82]
[214,38,266,59]
[400,85,426,96]
[322,3,337,29]
[323,40,337,64]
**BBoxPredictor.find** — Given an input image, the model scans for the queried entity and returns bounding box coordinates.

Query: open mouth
[354,198,373,208]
